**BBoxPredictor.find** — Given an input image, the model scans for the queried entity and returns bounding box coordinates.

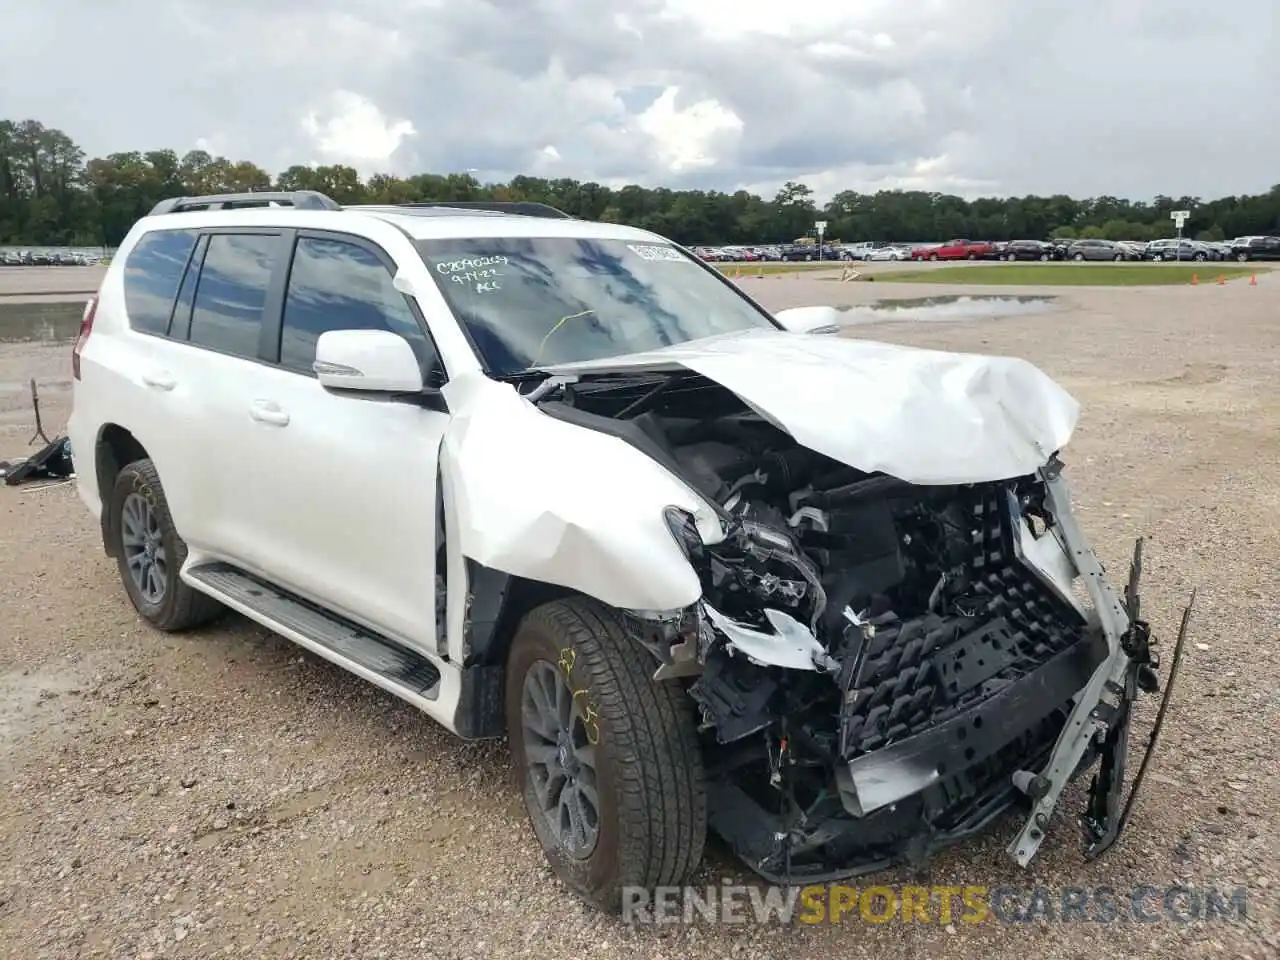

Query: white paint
[542,327,1080,485]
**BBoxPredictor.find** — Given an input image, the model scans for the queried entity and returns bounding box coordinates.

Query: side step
[186,562,442,697]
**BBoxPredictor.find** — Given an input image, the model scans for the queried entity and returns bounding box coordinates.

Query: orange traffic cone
[1191,273,1198,285]
[1250,274,1257,285]
[1218,274,1225,285]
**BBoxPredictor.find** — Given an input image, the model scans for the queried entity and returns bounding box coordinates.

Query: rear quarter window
[123,229,200,335]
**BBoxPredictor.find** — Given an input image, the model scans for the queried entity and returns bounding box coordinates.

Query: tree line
[3,118,1279,248]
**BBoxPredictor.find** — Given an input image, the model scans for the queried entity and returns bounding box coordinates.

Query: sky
[1,0,1276,203]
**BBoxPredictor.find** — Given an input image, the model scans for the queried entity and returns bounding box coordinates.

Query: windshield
[415,236,778,376]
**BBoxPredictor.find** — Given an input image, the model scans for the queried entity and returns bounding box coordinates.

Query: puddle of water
[0,302,85,343]
[836,294,1057,324]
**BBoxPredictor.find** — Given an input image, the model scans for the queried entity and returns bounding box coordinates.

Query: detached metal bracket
[1006,464,1174,867]
[1081,589,1195,859]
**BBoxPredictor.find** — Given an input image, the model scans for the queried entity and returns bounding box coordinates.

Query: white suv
[68,191,1184,911]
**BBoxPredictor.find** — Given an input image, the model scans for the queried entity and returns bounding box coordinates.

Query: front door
[203,231,451,655]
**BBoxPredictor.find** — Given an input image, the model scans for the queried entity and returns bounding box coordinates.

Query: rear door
[208,230,451,655]
[144,228,288,556]
[77,227,213,540]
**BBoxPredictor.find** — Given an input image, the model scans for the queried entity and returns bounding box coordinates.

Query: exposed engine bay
[532,369,1188,882]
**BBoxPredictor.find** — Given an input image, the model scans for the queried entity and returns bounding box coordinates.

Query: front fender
[439,372,723,612]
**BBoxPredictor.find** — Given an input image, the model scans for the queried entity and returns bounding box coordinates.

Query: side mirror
[314,329,424,393]
[773,305,842,335]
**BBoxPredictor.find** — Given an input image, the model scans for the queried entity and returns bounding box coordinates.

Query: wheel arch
[95,423,150,557]
[452,561,577,739]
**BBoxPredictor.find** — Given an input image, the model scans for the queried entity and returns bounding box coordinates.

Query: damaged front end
[541,375,1195,884]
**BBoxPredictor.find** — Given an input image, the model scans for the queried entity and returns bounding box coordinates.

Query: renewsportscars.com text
[621,884,1250,926]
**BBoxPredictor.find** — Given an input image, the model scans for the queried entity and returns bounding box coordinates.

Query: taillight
[72,295,98,380]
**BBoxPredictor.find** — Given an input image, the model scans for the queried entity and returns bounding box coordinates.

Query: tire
[1236,251,1249,262]
[1113,254,1123,261]
[929,253,939,261]
[1006,253,1017,262]
[505,597,706,912]
[1073,253,1085,261]
[967,253,978,260]
[1194,252,1206,262]
[109,459,224,631]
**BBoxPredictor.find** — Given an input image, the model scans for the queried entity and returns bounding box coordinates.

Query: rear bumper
[65,405,101,521]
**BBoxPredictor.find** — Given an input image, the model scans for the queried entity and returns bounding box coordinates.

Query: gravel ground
[1,273,1277,958]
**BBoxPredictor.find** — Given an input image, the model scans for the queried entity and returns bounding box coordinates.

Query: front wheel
[1039,253,1050,261]
[929,253,939,261]
[109,459,224,631]
[1073,253,1085,261]
[506,598,707,912]
[1194,252,1206,262]
[1006,253,1017,261]
[1236,251,1249,262]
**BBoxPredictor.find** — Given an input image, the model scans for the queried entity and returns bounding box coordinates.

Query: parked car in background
[1065,239,1125,261]
[1001,240,1055,261]
[1114,241,1147,261]
[1227,235,1280,261]
[866,245,909,261]
[909,239,995,261]
[1048,239,1073,260]
[1143,239,1217,262]
[782,244,842,261]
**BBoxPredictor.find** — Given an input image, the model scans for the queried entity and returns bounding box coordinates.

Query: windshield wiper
[491,369,552,385]
[490,369,573,403]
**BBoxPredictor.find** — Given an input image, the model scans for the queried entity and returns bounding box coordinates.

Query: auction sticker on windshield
[628,243,689,263]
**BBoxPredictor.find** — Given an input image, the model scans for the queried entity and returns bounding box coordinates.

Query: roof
[138,191,663,244]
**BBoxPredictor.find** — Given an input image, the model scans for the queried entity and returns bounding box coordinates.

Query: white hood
[542,328,1080,485]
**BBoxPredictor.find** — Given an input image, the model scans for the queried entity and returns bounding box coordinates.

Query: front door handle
[249,400,290,427]
[141,371,176,391]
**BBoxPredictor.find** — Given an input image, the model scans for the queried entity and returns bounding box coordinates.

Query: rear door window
[123,229,199,336]
[188,233,280,359]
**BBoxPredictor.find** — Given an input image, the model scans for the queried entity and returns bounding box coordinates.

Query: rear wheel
[1006,253,1017,261]
[1236,251,1249,262]
[929,253,939,261]
[109,459,224,631]
[1073,253,1085,261]
[1039,253,1050,261]
[506,598,706,912]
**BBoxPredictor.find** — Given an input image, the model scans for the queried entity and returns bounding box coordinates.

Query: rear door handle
[141,371,176,391]
[249,400,290,427]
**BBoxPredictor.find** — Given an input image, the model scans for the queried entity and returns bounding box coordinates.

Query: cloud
[300,91,417,174]
[0,0,1276,202]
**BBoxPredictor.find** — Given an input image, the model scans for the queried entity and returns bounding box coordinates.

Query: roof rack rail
[391,201,574,220]
[148,190,341,215]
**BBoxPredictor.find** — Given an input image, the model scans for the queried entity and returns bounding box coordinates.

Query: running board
[185,562,442,698]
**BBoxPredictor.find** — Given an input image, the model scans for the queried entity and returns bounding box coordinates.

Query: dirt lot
[1,272,1277,958]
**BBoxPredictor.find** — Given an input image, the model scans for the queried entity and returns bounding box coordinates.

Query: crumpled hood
[541,328,1080,485]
